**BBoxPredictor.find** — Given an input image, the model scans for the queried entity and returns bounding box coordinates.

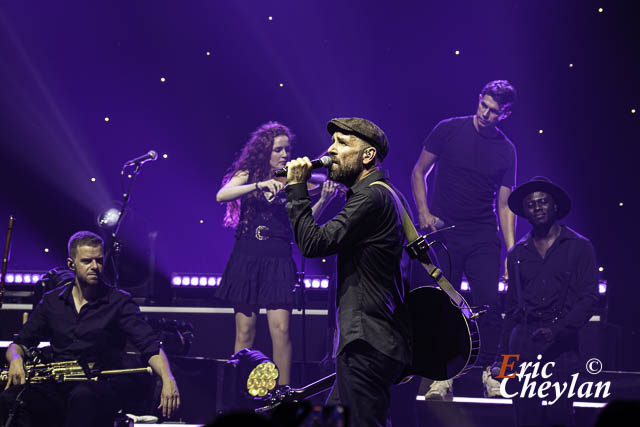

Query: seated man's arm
[119,299,179,418]
[5,297,50,389]
[4,344,25,389]
[550,240,599,340]
[148,349,180,419]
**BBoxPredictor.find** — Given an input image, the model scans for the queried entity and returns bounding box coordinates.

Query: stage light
[598,266,604,272]
[538,129,543,134]
[97,208,121,229]
[44,248,49,253]
[279,83,284,87]
[199,219,204,224]
[104,117,110,122]
[228,348,279,398]
[598,281,607,295]
[460,279,470,292]
[574,401,606,408]
[170,274,223,287]
[632,109,636,114]
[163,153,168,159]
[268,16,273,21]
[498,281,508,293]
[454,50,460,55]
[206,51,211,56]
[569,63,574,68]
[619,202,624,206]
[170,273,328,289]
[598,8,603,13]
[160,77,166,82]
[3,271,47,285]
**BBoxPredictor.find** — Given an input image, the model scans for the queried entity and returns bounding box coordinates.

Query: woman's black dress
[215,192,296,309]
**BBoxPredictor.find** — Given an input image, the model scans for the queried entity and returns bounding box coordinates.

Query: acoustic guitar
[255,182,482,412]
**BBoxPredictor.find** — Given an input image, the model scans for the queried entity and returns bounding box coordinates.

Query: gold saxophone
[1,360,153,383]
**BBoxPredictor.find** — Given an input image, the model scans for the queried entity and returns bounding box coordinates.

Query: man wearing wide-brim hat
[497,176,599,427]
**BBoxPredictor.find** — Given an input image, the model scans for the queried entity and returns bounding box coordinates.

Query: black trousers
[508,323,579,427]
[435,230,503,366]
[327,340,405,427]
[0,377,134,427]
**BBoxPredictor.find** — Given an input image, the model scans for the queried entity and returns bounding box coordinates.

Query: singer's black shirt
[286,169,412,365]
[13,282,160,367]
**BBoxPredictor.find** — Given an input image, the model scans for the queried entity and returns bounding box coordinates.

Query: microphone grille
[320,155,332,167]
[149,150,158,160]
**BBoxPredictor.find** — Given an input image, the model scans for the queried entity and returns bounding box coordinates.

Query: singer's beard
[328,153,363,188]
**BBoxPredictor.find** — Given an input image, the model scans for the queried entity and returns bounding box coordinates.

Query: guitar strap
[370,181,475,320]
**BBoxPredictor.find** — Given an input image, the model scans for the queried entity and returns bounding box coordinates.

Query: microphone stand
[293,256,307,385]
[109,163,144,287]
[1,215,15,309]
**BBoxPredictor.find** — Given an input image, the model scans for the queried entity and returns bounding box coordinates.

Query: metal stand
[293,256,307,384]
[1,215,15,309]
[3,383,28,427]
[109,164,143,287]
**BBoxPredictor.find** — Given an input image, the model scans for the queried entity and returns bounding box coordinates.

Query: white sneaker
[424,379,453,400]
[482,366,501,397]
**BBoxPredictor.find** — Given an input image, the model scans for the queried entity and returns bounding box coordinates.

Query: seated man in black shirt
[285,118,412,426]
[1,231,180,426]
[499,177,598,427]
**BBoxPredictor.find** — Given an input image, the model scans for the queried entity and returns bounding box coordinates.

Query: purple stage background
[1,1,638,368]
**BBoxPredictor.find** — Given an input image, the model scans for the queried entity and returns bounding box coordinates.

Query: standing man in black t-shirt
[411,80,517,398]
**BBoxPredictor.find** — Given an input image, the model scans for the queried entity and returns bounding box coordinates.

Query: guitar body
[404,286,480,381]
[255,286,481,413]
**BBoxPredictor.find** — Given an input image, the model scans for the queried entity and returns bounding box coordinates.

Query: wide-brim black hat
[508,176,571,219]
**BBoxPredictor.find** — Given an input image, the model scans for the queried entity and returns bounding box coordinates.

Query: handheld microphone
[124,150,158,166]
[273,156,332,177]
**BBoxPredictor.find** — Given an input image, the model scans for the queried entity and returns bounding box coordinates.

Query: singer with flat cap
[215,121,338,386]
[285,118,412,426]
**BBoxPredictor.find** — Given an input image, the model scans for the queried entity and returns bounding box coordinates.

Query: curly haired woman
[215,121,337,385]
